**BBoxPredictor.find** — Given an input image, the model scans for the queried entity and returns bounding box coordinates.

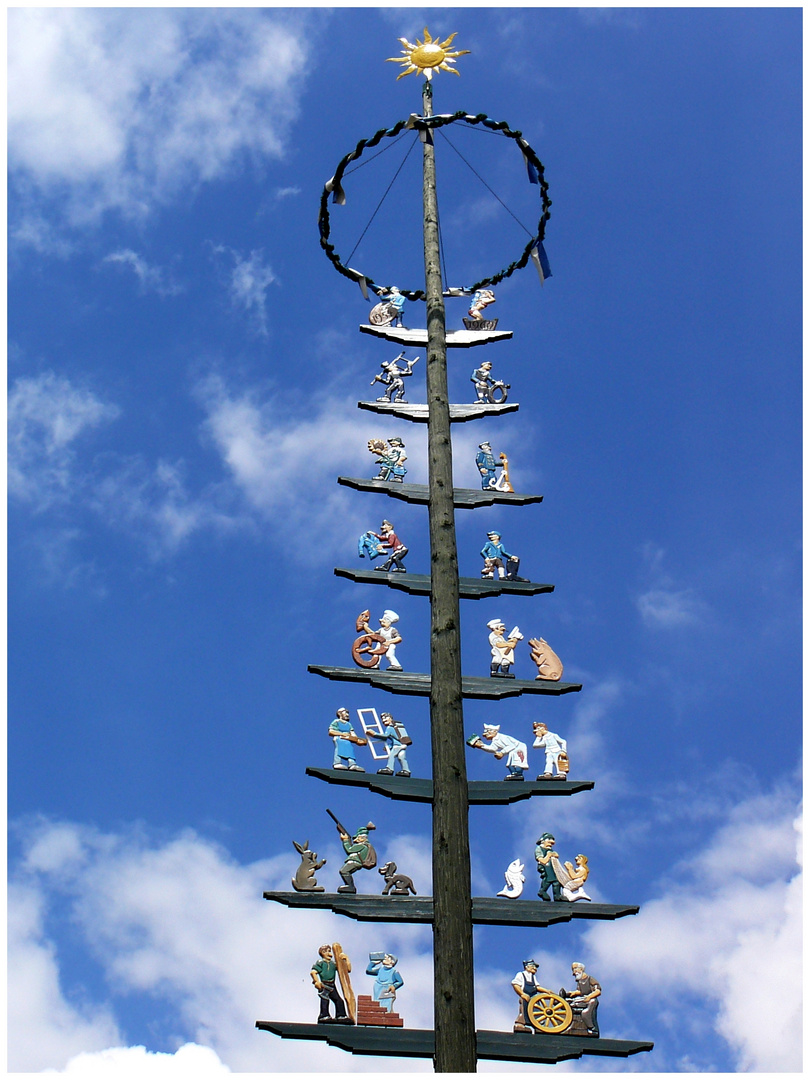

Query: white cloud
[580,789,802,1071]
[635,543,707,628]
[9,9,309,232]
[194,372,415,556]
[9,881,123,1071]
[10,366,422,567]
[211,247,277,336]
[10,820,435,1073]
[102,250,183,297]
[42,1043,231,1077]
[9,372,121,509]
[9,788,801,1075]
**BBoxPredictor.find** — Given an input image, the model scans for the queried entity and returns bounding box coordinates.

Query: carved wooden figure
[471,360,510,403]
[487,619,523,678]
[532,722,569,780]
[352,610,403,671]
[497,858,525,899]
[369,286,407,328]
[292,840,327,893]
[371,351,419,402]
[466,724,528,779]
[365,711,412,775]
[328,706,367,771]
[368,437,408,482]
[555,853,591,902]
[311,943,355,1024]
[358,953,405,1026]
[328,809,378,894]
[512,958,601,1038]
[529,637,564,681]
[480,532,524,581]
[379,860,417,896]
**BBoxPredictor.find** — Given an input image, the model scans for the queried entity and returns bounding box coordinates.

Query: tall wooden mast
[421,78,477,1073]
[257,27,654,1075]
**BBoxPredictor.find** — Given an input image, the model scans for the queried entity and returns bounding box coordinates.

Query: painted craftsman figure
[471,361,495,402]
[371,351,418,403]
[311,945,353,1024]
[511,958,543,1034]
[480,531,524,581]
[532,721,569,780]
[366,711,411,777]
[535,831,563,901]
[365,953,404,1012]
[376,610,403,670]
[369,437,407,482]
[560,963,601,1036]
[328,707,367,772]
[377,286,407,328]
[373,520,408,573]
[487,619,523,678]
[336,823,377,894]
[476,442,498,489]
[468,288,496,321]
[466,724,528,780]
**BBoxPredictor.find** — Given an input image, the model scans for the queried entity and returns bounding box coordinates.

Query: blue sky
[8,7,801,1076]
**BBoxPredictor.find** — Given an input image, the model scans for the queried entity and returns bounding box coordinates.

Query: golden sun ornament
[386,28,470,81]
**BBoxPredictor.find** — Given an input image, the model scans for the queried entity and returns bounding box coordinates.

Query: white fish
[496,858,525,899]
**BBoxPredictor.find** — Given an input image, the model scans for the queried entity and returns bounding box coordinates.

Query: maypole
[419,72,477,1073]
[257,26,654,1074]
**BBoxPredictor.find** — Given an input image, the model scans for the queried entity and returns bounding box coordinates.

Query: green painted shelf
[337,476,543,508]
[308,665,581,699]
[305,767,593,802]
[256,1022,653,1063]
[334,567,554,598]
[262,891,639,927]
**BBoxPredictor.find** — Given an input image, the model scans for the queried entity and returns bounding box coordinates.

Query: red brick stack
[355,995,404,1027]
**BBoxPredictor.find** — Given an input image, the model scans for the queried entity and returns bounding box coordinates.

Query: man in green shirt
[310,945,352,1024]
[337,825,376,893]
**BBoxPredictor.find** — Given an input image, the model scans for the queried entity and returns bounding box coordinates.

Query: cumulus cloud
[10,790,800,1074]
[635,543,707,629]
[211,247,277,336]
[102,250,183,297]
[9,881,122,1071]
[194,372,417,552]
[9,9,309,233]
[42,1042,231,1077]
[581,790,802,1071]
[10,366,423,567]
[10,819,435,1073]
[9,372,121,509]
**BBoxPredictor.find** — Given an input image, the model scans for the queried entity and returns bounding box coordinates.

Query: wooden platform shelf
[256,1021,654,1063]
[308,665,582,699]
[263,892,639,927]
[338,476,542,508]
[359,324,513,348]
[306,768,593,803]
[334,567,554,599]
[358,401,519,423]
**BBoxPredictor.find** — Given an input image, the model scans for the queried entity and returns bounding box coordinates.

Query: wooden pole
[421,79,477,1073]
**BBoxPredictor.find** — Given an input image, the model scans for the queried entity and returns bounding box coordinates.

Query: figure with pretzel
[352,609,403,672]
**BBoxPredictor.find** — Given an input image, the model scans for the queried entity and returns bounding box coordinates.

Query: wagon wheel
[526,990,573,1034]
[369,301,396,326]
[351,632,388,669]
[487,382,509,404]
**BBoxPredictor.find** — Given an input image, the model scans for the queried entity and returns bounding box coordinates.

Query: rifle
[326,809,376,838]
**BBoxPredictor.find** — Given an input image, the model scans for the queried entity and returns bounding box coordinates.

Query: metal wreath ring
[318,111,552,302]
